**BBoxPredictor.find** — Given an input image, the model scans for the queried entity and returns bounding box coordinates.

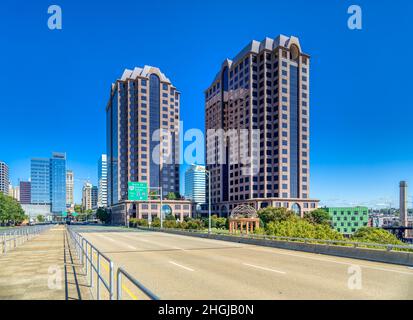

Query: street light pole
[160,186,163,229]
[208,171,211,235]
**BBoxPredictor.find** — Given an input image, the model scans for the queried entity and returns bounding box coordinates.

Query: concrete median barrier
[141,228,413,267]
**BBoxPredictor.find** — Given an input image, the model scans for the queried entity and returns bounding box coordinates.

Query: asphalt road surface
[73,226,413,300]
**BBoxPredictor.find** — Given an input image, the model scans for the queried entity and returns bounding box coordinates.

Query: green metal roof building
[326,206,369,235]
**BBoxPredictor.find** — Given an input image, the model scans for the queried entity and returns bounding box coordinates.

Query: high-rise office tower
[106,66,180,206]
[82,182,93,211]
[31,158,51,204]
[31,152,67,214]
[66,170,74,206]
[98,154,108,208]
[0,161,9,195]
[91,186,98,209]
[205,35,318,216]
[19,181,31,204]
[50,153,67,214]
[185,165,206,204]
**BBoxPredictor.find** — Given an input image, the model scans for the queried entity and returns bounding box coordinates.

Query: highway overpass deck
[73,226,413,300]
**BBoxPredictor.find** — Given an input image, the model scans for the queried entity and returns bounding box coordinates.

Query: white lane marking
[121,234,186,251]
[169,261,194,272]
[94,233,137,250]
[243,263,286,274]
[248,246,413,276]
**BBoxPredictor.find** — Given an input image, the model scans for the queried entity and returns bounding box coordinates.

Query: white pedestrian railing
[67,226,159,300]
[0,225,53,254]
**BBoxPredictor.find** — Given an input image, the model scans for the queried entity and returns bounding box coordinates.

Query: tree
[0,193,27,225]
[166,192,177,200]
[37,215,45,223]
[351,227,403,245]
[258,207,295,225]
[96,207,111,224]
[149,191,158,200]
[304,208,331,226]
[74,204,83,214]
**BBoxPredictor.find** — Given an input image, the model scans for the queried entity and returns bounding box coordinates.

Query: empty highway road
[73,226,413,300]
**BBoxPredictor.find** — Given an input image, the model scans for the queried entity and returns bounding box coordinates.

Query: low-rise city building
[327,206,369,235]
[110,200,196,225]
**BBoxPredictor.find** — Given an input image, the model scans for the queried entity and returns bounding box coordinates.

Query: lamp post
[207,170,211,235]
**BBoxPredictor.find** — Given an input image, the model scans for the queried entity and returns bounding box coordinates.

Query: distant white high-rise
[66,170,74,206]
[185,165,206,205]
[0,161,9,195]
[82,182,93,211]
[98,154,108,208]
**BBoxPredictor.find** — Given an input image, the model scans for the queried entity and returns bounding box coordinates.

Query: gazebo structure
[228,205,260,234]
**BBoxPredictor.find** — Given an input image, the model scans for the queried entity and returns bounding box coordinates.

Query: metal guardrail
[0,225,52,254]
[67,227,114,300]
[67,226,159,300]
[137,226,413,252]
[117,267,159,300]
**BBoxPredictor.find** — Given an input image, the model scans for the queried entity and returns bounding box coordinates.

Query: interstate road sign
[128,182,148,201]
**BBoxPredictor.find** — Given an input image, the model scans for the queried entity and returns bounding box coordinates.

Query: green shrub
[265,216,344,241]
[304,208,331,225]
[351,227,403,245]
[151,217,161,228]
[163,220,178,228]
[136,219,148,227]
[258,207,295,224]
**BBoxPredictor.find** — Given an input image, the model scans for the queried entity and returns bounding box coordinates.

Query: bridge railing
[0,225,52,254]
[117,267,159,300]
[67,227,114,300]
[67,226,159,300]
[136,226,413,252]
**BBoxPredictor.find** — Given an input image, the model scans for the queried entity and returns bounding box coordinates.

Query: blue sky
[0,0,412,208]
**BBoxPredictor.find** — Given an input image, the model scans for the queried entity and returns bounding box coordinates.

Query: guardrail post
[2,234,6,253]
[89,246,93,287]
[81,238,84,265]
[117,271,122,300]
[85,243,89,278]
[110,261,114,300]
[97,253,100,300]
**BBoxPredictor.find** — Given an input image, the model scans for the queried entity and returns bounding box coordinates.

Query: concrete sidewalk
[0,226,92,300]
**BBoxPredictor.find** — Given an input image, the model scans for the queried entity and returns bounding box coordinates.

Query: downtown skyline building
[0,161,9,195]
[185,165,206,205]
[98,154,108,208]
[31,152,67,215]
[66,170,74,207]
[205,35,318,216]
[82,182,93,211]
[92,185,98,209]
[19,181,31,204]
[106,66,180,206]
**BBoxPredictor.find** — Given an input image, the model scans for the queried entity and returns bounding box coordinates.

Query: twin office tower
[106,35,318,216]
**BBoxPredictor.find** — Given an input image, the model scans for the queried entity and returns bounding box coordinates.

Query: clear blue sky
[1,0,412,208]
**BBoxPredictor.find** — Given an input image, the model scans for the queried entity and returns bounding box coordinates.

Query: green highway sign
[128,182,148,201]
